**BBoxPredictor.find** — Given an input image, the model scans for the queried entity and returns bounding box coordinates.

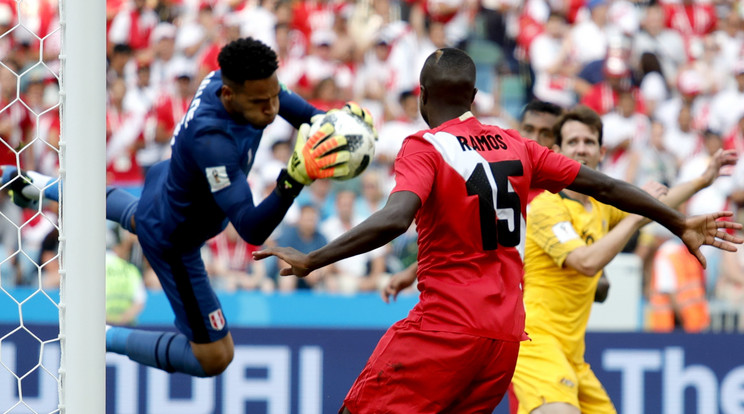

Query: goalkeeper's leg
[106,326,233,377]
[0,166,138,232]
[111,243,235,377]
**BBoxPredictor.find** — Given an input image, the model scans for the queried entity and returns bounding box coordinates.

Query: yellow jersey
[523,190,627,365]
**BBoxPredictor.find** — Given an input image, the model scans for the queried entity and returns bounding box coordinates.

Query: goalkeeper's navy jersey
[135,70,322,253]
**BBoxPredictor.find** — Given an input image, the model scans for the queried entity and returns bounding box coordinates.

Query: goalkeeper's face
[223,73,280,128]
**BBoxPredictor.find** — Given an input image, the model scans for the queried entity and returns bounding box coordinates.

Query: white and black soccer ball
[309,110,376,181]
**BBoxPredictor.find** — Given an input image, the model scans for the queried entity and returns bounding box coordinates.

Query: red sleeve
[391,136,438,206]
[523,138,581,193]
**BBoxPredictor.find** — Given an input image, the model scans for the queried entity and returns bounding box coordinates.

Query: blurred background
[1,0,744,412]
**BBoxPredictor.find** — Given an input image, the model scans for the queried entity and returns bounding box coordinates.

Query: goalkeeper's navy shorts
[138,240,229,344]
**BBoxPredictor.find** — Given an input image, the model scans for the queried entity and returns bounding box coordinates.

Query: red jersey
[391,112,580,341]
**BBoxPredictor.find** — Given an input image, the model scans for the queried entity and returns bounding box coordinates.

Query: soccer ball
[310,110,376,181]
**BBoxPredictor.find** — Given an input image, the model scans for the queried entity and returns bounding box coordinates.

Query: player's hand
[287,122,350,185]
[700,149,738,188]
[342,101,378,141]
[253,246,314,277]
[381,264,417,303]
[680,211,744,268]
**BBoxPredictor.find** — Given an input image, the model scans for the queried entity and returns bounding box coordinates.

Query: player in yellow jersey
[510,106,738,414]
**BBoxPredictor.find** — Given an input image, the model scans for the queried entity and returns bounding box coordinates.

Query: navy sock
[105,187,138,233]
[106,326,208,377]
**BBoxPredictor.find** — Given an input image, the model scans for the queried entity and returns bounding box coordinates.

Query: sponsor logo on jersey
[559,377,576,389]
[552,221,580,243]
[209,309,226,331]
[206,166,230,192]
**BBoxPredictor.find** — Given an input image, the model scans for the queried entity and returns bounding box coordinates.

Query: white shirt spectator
[601,110,650,182]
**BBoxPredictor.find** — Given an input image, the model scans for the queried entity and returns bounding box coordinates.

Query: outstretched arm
[567,163,743,268]
[641,149,737,222]
[254,191,421,276]
[564,149,737,275]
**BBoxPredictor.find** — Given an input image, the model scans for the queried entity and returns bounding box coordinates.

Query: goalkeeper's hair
[218,37,278,84]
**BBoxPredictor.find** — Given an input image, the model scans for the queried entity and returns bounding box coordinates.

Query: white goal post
[58,0,106,412]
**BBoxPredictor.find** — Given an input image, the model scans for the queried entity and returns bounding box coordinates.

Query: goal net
[0,0,105,412]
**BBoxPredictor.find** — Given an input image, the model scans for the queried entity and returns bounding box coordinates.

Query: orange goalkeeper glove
[287,121,350,186]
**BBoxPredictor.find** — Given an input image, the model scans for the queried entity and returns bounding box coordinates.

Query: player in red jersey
[253,48,743,414]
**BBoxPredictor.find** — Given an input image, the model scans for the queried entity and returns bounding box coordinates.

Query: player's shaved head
[420,48,476,107]
[418,48,477,127]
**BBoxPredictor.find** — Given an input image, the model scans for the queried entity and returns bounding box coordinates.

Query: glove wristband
[275,168,304,199]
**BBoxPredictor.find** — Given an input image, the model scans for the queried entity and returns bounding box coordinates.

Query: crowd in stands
[1,0,744,331]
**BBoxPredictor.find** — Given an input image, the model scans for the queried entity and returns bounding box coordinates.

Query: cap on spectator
[171,59,195,80]
[677,69,704,96]
[151,22,177,44]
[603,56,630,78]
[310,29,336,47]
[0,4,12,26]
[376,26,396,46]
[176,24,204,50]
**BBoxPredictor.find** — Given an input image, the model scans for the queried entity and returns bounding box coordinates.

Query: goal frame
[58,0,106,411]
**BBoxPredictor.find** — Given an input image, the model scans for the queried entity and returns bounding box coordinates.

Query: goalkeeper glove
[286,121,350,186]
[342,101,378,141]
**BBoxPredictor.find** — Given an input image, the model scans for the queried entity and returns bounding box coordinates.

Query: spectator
[307,77,346,112]
[663,102,703,168]
[632,3,686,85]
[600,90,651,183]
[569,0,610,68]
[677,130,735,293]
[123,60,156,113]
[105,77,146,192]
[291,174,335,223]
[204,223,271,292]
[581,55,645,116]
[634,119,678,188]
[274,203,331,291]
[355,167,388,218]
[655,67,711,136]
[320,190,387,293]
[648,237,710,332]
[295,30,353,100]
[105,248,147,326]
[107,0,158,54]
[709,60,744,137]
[148,22,178,93]
[661,0,717,61]
[107,43,135,86]
[529,12,579,108]
[148,63,196,165]
[375,90,427,167]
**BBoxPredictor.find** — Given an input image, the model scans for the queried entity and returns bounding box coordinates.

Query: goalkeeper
[0,37,372,377]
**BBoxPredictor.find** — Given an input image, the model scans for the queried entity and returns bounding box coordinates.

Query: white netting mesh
[0,0,62,412]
